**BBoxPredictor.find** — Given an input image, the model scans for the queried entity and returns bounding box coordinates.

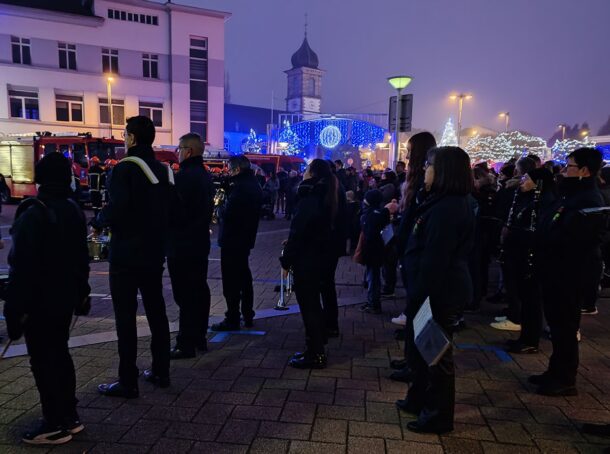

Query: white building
[0,0,230,148]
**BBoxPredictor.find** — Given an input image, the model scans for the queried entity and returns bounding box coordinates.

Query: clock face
[304,98,320,112]
[287,98,301,112]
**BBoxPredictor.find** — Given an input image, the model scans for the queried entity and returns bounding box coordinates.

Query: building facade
[0,0,229,148]
[285,35,323,114]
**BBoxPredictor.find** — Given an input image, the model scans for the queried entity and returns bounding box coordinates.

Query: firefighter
[88,156,104,216]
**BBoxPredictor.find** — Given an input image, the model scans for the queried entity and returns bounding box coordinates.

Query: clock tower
[285,27,324,114]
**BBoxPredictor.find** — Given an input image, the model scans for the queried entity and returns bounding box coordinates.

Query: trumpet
[212,187,226,224]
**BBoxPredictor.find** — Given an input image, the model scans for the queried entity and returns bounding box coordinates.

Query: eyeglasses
[564,164,579,169]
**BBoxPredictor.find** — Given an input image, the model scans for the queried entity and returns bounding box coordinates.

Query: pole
[392,88,402,169]
[562,125,566,141]
[457,97,463,147]
[106,79,113,138]
[505,114,509,132]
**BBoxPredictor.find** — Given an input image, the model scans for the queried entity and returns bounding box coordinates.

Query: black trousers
[221,248,254,324]
[25,311,77,427]
[517,275,543,347]
[581,257,602,311]
[406,326,455,428]
[320,254,340,331]
[542,280,580,386]
[168,256,210,351]
[382,245,398,293]
[502,259,522,324]
[110,267,170,387]
[294,273,326,354]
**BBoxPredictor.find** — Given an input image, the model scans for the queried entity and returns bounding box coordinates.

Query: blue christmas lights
[319,125,342,149]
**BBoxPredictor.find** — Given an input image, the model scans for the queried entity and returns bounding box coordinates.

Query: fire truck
[243,154,305,175]
[0,132,125,201]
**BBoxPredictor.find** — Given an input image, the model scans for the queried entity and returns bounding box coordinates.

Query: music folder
[413,298,451,366]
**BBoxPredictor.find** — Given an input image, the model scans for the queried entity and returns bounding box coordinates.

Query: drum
[87,235,110,262]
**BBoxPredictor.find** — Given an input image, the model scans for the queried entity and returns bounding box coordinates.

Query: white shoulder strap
[166,164,175,186]
[121,156,159,184]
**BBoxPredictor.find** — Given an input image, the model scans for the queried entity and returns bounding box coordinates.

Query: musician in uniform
[87,156,105,216]
[92,116,173,397]
[4,153,90,445]
[211,155,263,331]
[167,133,214,359]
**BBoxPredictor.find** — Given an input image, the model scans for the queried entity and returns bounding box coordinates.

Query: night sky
[170,0,610,138]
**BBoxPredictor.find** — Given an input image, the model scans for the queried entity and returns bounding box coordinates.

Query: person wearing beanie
[532,148,604,396]
[4,152,90,445]
[491,167,556,351]
[359,189,390,314]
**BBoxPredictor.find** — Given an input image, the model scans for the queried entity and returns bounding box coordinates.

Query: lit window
[9,89,39,120]
[99,98,125,125]
[56,94,83,122]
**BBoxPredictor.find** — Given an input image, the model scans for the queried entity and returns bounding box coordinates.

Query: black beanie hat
[364,189,383,208]
[35,152,72,187]
[526,168,554,190]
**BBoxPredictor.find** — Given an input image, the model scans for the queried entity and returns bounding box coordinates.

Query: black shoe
[395,399,422,415]
[390,358,408,370]
[528,372,551,386]
[170,346,196,360]
[288,352,327,369]
[363,306,382,314]
[505,338,520,347]
[486,292,505,303]
[381,291,395,297]
[22,421,73,446]
[581,307,598,315]
[291,351,306,360]
[507,343,538,354]
[143,369,170,388]
[326,328,340,338]
[581,423,610,437]
[389,367,414,383]
[537,382,577,397]
[243,319,254,328]
[406,420,453,435]
[210,319,240,332]
[98,381,139,398]
[197,340,208,352]
[63,416,85,435]
[394,329,406,341]
[360,303,370,311]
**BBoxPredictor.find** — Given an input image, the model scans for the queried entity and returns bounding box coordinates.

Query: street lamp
[580,129,590,139]
[499,112,510,132]
[558,124,567,141]
[106,75,114,138]
[449,93,473,146]
[387,75,412,169]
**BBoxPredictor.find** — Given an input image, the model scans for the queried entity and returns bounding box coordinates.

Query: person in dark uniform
[531,148,604,396]
[167,133,214,359]
[92,116,173,397]
[397,146,475,435]
[87,156,105,217]
[212,155,263,331]
[281,159,337,369]
[4,153,90,445]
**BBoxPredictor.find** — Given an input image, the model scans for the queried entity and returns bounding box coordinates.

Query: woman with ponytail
[280,159,337,369]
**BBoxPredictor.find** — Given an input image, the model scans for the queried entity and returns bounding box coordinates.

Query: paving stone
[365,401,399,424]
[349,421,402,439]
[487,420,535,445]
[190,441,248,453]
[231,376,265,393]
[347,436,385,454]
[216,418,260,444]
[337,379,379,391]
[318,404,366,421]
[250,437,291,454]
[193,402,234,424]
[78,423,131,443]
[120,419,169,444]
[335,389,365,407]
[208,391,256,405]
[255,388,289,407]
[306,376,336,393]
[311,418,348,444]
[524,422,587,442]
[89,442,150,453]
[280,401,317,423]
[440,437,484,453]
[264,379,307,390]
[149,437,193,453]
[480,442,540,453]
[526,405,571,425]
[288,390,334,405]
[172,389,211,408]
[387,439,444,454]
[258,421,312,440]
[289,440,347,453]
[165,421,221,441]
[104,403,151,425]
[444,423,495,441]
[232,404,282,421]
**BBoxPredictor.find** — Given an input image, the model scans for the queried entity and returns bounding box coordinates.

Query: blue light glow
[319,125,341,149]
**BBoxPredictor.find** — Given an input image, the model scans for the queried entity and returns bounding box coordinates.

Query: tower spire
[304,12,308,38]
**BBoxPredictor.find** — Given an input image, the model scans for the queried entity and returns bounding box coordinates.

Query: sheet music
[413,297,432,338]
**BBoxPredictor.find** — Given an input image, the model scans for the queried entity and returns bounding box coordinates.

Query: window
[139,102,163,127]
[9,89,39,120]
[102,48,119,74]
[11,36,31,65]
[99,98,124,125]
[58,43,77,70]
[142,54,158,79]
[120,11,126,20]
[140,14,145,23]
[152,16,158,25]
[128,13,133,21]
[107,9,113,18]
[114,10,120,19]
[146,15,152,24]
[56,94,83,122]
[190,37,208,141]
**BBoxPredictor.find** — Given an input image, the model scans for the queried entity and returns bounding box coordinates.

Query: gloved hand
[74,296,91,316]
[5,311,26,341]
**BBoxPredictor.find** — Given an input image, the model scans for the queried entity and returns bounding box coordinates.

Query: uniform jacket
[403,194,475,325]
[280,177,333,275]
[91,144,172,271]
[360,205,390,267]
[168,155,214,260]
[218,169,263,250]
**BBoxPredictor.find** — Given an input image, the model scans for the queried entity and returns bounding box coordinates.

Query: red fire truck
[244,154,305,175]
[0,132,124,200]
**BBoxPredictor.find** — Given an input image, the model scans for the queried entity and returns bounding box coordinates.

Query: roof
[291,37,319,69]
[0,0,95,16]
[225,104,287,134]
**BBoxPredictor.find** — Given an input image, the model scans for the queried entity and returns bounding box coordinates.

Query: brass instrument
[212,187,226,224]
[275,247,293,311]
[87,230,110,262]
[498,189,520,265]
[525,180,543,279]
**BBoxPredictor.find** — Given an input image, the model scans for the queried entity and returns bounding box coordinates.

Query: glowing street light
[580,129,590,138]
[449,93,473,146]
[558,124,567,141]
[106,75,115,138]
[387,75,413,169]
[499,112,510,132]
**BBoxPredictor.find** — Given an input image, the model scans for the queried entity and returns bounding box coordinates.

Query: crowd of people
[2,115,609,444]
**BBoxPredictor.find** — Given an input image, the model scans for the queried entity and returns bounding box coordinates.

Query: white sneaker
[494,316,507,322]
[391,313,407,326]
[577,330,581,342]
[490,320,521,331]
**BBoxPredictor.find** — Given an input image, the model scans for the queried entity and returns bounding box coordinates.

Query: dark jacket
[379,180,398,205]
[4,185,90,336]
[218,168,263,250]
[404,194,475,325]
[536,177,604,279]
[168,155,214,259]
[360,205,390,267]
[396,183,427,257]
[91,144,172,271]
[330,183,348,257]
[280,177,332,275]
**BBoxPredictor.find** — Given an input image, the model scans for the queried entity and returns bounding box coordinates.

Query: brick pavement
[0,207,609,452]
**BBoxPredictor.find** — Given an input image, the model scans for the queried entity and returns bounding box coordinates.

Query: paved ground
[0,205,609,453]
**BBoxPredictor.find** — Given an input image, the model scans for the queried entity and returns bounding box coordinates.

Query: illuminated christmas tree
[465,131,549,163]
[551,138,596,161]
[440,118,458,146]
[278,120,302,154]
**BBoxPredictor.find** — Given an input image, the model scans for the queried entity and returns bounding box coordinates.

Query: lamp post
[449,93,472,146]
[499,112,510,132]
[558,124,566,141]
[387,75,412,169]
[580,129,590,139]
[106,76,114,138]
